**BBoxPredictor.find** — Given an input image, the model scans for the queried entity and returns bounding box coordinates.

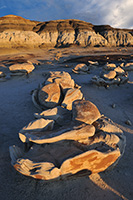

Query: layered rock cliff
[0,15,132,48]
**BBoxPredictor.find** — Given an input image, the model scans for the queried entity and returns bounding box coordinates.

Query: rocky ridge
[0,15,133,48]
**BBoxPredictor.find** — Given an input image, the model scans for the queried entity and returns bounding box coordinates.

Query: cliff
[0,15,132,48]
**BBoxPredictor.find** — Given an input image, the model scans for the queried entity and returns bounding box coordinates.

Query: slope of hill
[0,15,132,48]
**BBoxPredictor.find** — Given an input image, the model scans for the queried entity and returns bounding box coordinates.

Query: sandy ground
[0,47,133,200]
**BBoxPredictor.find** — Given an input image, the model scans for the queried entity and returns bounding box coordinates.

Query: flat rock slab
[9,63,35,73]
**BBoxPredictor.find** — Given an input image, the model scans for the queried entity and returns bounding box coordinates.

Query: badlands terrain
[0,15,133,200]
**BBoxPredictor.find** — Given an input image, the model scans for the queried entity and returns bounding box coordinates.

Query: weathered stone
[104,63,116,70]
[73,63,89,72]
[102,70,116,80]
[114,66,125,74]
[123,63,133,71]
[45,71,75,92]
[72,100,101,124]
[62,88,83,110]
[88,60,99,65]
[19,118,54,143]
[0,71,6,78]
[38,83,61,108]
[9,63,35,74]
[125,120,132,126]
[34,106,71,124]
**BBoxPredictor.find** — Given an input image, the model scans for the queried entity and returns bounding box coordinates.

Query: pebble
[112,104,116,108]
[125,120,132,126]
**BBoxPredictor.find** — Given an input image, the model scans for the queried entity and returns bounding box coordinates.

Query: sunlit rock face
[0,15,37,32]
[0,15,132,48]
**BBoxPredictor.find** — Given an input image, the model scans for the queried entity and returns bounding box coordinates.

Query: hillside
[0,15,132,48]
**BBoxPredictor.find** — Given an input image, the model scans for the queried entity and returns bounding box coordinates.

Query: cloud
[0,0,132,28]
[0,6,6,9]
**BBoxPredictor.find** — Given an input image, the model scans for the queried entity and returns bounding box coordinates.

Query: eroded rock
[72,100,101,124]
[9,71,126,181]
[38,83,61,108]
[9,63,35,74]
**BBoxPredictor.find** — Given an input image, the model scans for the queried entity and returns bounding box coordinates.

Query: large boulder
[72,100,101,124]
[38,82,61,108]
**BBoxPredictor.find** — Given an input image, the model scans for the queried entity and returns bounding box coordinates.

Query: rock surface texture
[9,71,126,181]
[0,15,132,48]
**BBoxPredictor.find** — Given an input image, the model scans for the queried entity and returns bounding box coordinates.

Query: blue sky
[0,0,133,28]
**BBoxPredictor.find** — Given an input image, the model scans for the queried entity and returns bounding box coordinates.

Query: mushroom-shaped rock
[62,88,83,110]
[38,83,61,108]
[72,100,101,124]
[9,63,35,74]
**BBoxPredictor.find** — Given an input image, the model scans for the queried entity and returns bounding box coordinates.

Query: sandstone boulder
[72,100,101,124]
[38,83,61,108]
[45,71,75,91]
[0,71,6,78]
[9,63,35,74]
[19,118,54,143]
[104,63,116,70]
[34,106,71,124]
[123,62,133,71]
[62,88,83,110]
[72,63,90,74]
[102,70,117,80]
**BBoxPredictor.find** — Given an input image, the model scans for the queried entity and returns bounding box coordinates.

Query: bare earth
[0,47,133,200]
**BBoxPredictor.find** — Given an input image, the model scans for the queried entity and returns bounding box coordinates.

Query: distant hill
[0,15,132,48]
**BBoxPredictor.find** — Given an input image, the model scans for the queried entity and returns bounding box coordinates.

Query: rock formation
[9,71,126,180]
[0,15,132,48]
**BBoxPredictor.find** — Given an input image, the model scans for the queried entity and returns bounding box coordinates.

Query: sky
[0,0,133,29]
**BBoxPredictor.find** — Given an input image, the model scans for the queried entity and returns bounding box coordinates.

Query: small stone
[125,120,132,126]
[112,104,116,108]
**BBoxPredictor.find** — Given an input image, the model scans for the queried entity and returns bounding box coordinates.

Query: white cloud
[0,5,6,9]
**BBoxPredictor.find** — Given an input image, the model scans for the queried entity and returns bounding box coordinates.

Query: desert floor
[0,47,133,200]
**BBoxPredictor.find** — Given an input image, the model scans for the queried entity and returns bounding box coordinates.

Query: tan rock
[73,63,89,72]
[114,66,125,74]
[0,71,6,78]
[38,83,61,108]
[62,88,83,110]
[45,71,75,91]
[72,100,101,124]
[104,63,116,70]
[0,30,43,48]
[61,149,120,175]
[123,63,133,71]
[19,118,54,143]
[9,63,35,74]
[103,70,116,80]
[34,106,71,124]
